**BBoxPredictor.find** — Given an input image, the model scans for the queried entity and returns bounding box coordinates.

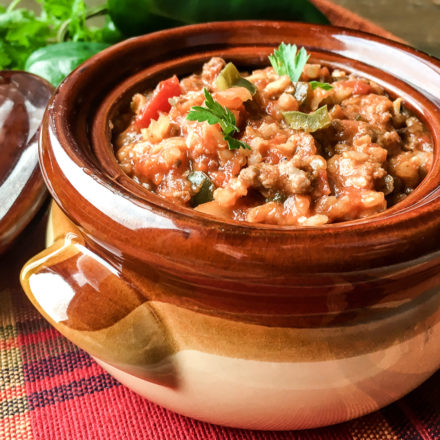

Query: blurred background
[333,0,440,57]
[2,0,440,57]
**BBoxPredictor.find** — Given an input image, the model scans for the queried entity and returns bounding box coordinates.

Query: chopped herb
[310,81,333,91]
[282,105,331,132]
[268,42,310,83]
[224,135,251,150]
[188,171,215,207]
[266,192,287,203]
[216,62,257,95]
[186,88,251,150]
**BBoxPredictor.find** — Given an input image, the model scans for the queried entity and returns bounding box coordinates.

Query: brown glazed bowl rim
[40,21,440,273]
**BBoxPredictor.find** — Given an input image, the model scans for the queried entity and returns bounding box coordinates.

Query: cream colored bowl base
[95,316,440,431]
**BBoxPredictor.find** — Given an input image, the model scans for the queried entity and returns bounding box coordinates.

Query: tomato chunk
[343,80,372,96]
[136,75,181,129]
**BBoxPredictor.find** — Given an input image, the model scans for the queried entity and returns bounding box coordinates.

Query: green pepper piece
[294,81,312,105]
[266,192,287,203]
[108,0,329,37]
[283,105,331,132]
[100,17,126,44]
[188,171,215,207]
[152,0,329,24]
[216,62,257,96]
[108,0,184,36]
[25,41,109,86]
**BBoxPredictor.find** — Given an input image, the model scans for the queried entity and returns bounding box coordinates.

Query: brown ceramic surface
[0,71,53,253]
[20,22,440,429]
[36,22,440,323]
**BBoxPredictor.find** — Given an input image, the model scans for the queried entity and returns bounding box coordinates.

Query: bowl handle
[20,204,178,388]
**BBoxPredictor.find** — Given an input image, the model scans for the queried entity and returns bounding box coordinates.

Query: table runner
[1,1,440,438]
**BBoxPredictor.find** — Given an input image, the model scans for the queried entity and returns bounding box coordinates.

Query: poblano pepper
[108,0,329,36]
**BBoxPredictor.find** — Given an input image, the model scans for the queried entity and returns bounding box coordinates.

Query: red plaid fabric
[1,215,439,439]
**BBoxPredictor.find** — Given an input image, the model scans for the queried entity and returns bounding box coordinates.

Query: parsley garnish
[186,88,251,150]
[310,81,333,91]
[268,42,310,83]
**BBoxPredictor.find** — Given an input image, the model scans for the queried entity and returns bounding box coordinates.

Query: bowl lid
[0,71,53,253]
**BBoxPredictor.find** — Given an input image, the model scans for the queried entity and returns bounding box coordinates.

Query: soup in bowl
[20,22,440,430]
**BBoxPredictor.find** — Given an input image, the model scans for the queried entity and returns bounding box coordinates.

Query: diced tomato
[343,80,372,96]
[135,75,181,129]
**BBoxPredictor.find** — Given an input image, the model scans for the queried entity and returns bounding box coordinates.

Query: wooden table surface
[3,0,440,57]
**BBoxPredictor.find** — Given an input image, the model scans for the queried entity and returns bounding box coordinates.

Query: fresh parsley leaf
[310,81,333,91]
[186,88,251,151]
[0,7,50,70]
[0,0,112,72]
[225,135,251,150]
[269,42,310,83]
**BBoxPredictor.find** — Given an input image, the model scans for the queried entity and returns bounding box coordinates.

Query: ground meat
[114,57,433,226]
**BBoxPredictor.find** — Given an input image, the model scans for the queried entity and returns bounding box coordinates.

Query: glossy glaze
[21,22,440,429]
[0,71,53,253]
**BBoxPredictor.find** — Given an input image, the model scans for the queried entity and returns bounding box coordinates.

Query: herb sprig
[269,42,310,83]
[310,80,333,90]
[0,0,114,72]
[187,88,251,150]
[269,43,333,91]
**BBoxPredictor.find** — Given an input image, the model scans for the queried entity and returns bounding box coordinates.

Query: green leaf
[187,88,239,135]
[310,81,333,90]
[269,43,310,83]
[25,41,109,86]
[188,171,215,207]
[0,41,12,68]
[225,135,251,150]
[216,62,257,96]
[282,105,331,132]
[0,0,116,72]
[0,7,51,70]
[38,0,73,23]
[187,106,222,126]
[186,88,249,150]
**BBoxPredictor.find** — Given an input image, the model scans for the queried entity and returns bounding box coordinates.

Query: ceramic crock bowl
[20,22,440,430]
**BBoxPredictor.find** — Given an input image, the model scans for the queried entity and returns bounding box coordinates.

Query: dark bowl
[21,22,440,430]
[0,71,53,253]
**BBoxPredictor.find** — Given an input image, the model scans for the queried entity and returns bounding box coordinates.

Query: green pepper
[294,81,312,106]
[25,41,110,86]
[216,62,257,96]
[266,192,287,203]
[108,0,184,36]
[283,105,331,132]
[188,171,215,207]
[108,0,329,37]
[100,16,126,44]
